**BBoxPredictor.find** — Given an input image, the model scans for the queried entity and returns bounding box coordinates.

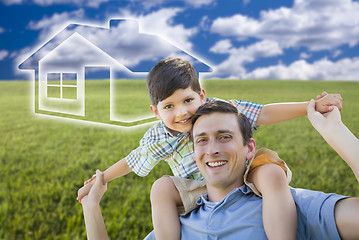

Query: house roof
[19,19,212,73]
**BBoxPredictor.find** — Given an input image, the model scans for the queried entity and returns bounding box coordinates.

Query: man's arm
[307,99,359,181]
[307,99,359,240]
[81,170,110,240]
[255,93,342,125]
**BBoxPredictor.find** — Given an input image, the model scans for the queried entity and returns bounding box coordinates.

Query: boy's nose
[176,105,188,117]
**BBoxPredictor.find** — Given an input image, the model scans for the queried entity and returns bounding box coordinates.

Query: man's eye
[219,135,232,141]
[164,104,173,109]
[196,138,207,144]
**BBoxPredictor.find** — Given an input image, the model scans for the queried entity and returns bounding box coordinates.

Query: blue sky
[1,0,359,80]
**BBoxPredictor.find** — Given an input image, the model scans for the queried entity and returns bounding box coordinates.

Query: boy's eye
[184,98,193,103]
[164,104,173,109]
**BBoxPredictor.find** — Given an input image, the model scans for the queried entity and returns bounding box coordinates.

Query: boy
[77,57,342,240]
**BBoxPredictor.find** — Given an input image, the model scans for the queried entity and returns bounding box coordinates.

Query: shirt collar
[196,184,253,207]
[160,120,189,138]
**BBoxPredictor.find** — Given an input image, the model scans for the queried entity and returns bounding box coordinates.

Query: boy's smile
[151,87,206,135]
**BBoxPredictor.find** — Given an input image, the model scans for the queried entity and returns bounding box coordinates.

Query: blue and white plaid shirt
[126,98,263,180]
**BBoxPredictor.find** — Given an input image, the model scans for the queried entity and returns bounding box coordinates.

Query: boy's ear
[150,105,162,120]
[200,88,206,104]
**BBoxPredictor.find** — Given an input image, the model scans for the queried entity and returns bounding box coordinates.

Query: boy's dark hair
[147,57,201,106]
[191,100,253,145]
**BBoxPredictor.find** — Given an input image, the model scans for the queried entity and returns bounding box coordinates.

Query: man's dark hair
[147,57,201,106]
[191,100,253,145]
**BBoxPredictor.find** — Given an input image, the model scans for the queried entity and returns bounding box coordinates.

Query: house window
[47,73,77,100]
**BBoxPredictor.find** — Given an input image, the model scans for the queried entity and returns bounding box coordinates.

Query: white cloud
[19,18,199,77]
[19,7,202,78]
[139,0,166,10]
[211,14,259,38]
[245,57,359,80]
[199,16,211,31]
[300,52,311,59]
[243,0,251,6]
[332,50,342,58]
[0,27,5,34]
[210,39,232,54]
[74,20,188,67]
[136,0,215,9]
[210,40,283,77]
[117,8,198,51]
[184,0,215,8]
[0,0,23,5]
[0,50,9,60]
[27,9,86,41]
[2,0,109,7]
[210,0,359,51]
[208,0,359,80]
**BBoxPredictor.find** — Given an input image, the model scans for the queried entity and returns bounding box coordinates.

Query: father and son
[77,57,359,239]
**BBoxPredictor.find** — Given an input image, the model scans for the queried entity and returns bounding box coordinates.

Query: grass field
[1,79,359,239]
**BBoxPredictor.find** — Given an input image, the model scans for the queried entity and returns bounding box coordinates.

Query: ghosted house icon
[19,19,211,127]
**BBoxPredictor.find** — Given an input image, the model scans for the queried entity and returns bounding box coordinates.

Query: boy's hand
[81,170,107,206]
[314,92,342,113]
[84,174,96,185]
[77,176,96,203]
[307,99,342,133]
[316,91,328,100]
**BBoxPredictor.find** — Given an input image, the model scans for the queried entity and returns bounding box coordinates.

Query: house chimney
[109,19,139,33]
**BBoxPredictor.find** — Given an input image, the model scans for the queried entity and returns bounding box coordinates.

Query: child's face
[151,87,206,135]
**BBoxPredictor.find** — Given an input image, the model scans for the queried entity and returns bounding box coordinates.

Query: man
[81,100,359,239]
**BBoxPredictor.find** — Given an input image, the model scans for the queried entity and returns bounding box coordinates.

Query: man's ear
[246,138,256,160]
[200,88,206,104]
[150,105,162,120]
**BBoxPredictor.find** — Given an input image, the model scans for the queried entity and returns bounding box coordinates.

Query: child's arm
[102,157,132,183]
[150,176,182,240]
[255,93,342,126]
[77,158,132,202]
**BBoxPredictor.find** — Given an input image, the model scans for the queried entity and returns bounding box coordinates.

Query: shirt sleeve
[125,122,176,177]
[227,99,263,127]
[291,188,348,240]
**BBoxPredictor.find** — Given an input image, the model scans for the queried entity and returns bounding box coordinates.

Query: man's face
[151,87,206,135]
[193,112,255,191]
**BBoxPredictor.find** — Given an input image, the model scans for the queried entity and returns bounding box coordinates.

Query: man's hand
[77,175,97,203]
[81,170,107,206]
[314,92,342,113]
[307,99,342,134]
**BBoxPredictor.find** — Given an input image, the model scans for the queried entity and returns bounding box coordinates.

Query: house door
[84,67,111,123]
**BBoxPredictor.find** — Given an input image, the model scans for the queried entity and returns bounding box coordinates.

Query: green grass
[1,79,359,239]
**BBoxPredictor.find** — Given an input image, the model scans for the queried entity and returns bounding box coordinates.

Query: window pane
[47,73,60,85]
[47,86,60,98]
[62,87,77,100]
[62,73,77,85]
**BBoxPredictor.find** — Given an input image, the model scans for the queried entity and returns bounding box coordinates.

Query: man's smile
[206,160,228,168]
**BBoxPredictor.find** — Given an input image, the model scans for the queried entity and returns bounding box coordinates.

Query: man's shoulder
[290,187,347,212]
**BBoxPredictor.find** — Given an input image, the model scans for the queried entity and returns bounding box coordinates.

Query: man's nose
[206,139,220,157]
